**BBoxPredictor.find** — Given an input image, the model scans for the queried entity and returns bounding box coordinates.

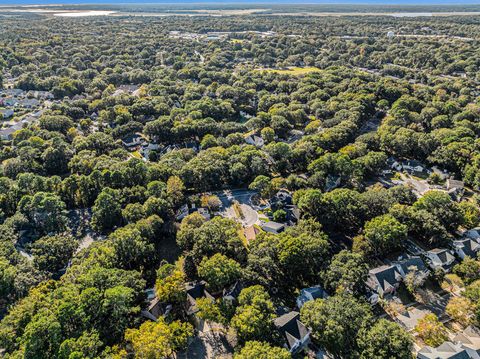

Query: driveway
[177,322,233,359]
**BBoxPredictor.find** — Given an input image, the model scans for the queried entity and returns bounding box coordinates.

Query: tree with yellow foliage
[125,318,193,359]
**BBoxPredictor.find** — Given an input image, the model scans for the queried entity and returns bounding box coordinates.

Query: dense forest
[1,9,480,359]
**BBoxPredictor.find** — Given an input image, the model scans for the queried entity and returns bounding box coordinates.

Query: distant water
[1,0,480,5]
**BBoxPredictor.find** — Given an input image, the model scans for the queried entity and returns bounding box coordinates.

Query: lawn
[131,151,142,159]
[258,66,323,76]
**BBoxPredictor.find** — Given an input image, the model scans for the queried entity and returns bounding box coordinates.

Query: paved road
[215,189,259,226]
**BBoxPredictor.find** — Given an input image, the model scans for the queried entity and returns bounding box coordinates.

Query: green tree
[413,191,463,231]
[22,310,63,359]
[198,254,241,293]
[249,175,274,199]
[195,298,227,324]
[231,286,275,344]
[91,188,122,233]
[300,295,373,357]
[357,319,412,359]
[18,192,68,235]
[459,201,480,229]
[31,235,78,273]
[234,341,291,359]
[322,250,368,295]
[453,257,480,285]
[446,296,472,327]
[57,330,103,359]
[363,214,407,257]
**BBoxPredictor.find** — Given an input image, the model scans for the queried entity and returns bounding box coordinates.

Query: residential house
[425,248,455,272]
[446,178,465,201]
[425,248,456,272]
[325,175,341,192]
[223,281,243,305]
[16,98,39,109]
[394,256,429,279]
[0,127,16,141]
[465,228,480,241]
[454,326,480,356]
[431,166,449,181]
[417,341,479,359]
[366,265,402,302]
[285,205,300,225]
[453,238,480,260]
[245,134,264,148]
[140,142,160,160]
[185,281,214,316]
[296,286,329,309]
[261,221,285,234]
[175,204,189,221]
[121,133,145,149]
[141,297,172,321]
[390,160,403,172]
[274,311,311,354]
[0,109,14,119]
[0,122,23,141]
[197,208,211,220]
[402,160,426,174]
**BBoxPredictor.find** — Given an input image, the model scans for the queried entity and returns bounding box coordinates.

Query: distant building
[121,133,145,149]
[274,311,311,354]
[446,178,465,191]
[466,228,480,240]
[387,31,395,38]
[245,134,264,148]
[454,326,480,355]
[0,108,14,119]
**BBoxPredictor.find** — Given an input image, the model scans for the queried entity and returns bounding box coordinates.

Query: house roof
[367,265,402,292]
[395,256,428,275]
[418,342,471,359]
[274,311,309,349]
[122,133,143,145]
[261,221,285,232]
[454,326,480,352]
[454,239,480,258]
[428,248,455,265]
[297,286,328,307]
[223,281,243,299]
[185,281,214,314]
[447,179,464,190]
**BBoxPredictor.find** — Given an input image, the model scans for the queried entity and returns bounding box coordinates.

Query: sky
[1,0,480,4]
